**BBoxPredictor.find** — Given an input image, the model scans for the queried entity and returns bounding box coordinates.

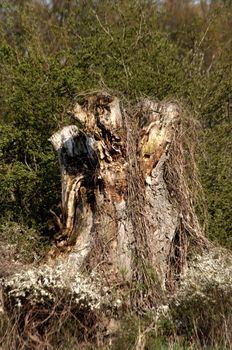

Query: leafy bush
[0,221,48,265]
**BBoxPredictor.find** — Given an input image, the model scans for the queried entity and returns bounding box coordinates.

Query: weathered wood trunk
[49,93,206,291]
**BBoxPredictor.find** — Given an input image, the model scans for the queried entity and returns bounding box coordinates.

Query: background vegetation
[0,0,231,252]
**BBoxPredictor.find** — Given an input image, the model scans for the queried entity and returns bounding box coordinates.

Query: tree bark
[49,93,207,292]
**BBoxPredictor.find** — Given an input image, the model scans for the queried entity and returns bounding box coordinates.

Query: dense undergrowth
[1,249,231,349]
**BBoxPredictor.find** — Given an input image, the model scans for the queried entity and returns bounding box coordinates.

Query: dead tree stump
[49,93,207,293]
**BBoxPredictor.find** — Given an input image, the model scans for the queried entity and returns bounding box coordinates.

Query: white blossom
[173,248,232,304]
[1,263,109,311]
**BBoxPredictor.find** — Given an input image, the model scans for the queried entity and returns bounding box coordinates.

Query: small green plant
[0,221,48,264]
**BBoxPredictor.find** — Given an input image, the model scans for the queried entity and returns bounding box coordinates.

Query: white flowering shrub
[0,263,117,349]
[168,248,232,347]
[177,248,232,295]
[1,264,108,311]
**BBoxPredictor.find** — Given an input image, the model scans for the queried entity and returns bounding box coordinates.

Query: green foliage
[0,10,82,230]
[111,315,139,350]
[159,1,232,248]
[201,122,232,248]
[185,56,232,248]
[0,221,48,263]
